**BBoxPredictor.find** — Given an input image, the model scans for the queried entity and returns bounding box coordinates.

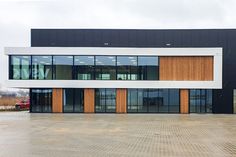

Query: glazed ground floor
[30,88,212,114]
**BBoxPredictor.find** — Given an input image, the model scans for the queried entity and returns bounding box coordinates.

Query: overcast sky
[1,0,236,90]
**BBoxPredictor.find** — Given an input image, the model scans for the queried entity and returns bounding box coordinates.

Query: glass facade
[74,56,95,80]
[189,89,212,113]
[95,56,116,80]
[10,56,31,79]
[117,56,137,80]
[63,88,84,113]
[29,88,215,114]
[74,56,94,80]
[32,56,52,80]
[127,89,179,113]
[138,57,159,80]
[30,89,52,113]
[95,88,116,113]
[9,55,159,80]
[53,56,73,80]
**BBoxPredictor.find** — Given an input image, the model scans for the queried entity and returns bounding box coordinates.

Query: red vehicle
[15,99,30,110]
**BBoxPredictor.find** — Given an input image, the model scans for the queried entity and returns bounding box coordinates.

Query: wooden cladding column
[180,89,189,114]
[52,88,63,113]
[84,89,95,113]
[116,89,127,113]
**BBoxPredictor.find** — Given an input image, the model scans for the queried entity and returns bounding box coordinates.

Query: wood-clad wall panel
[159,56,213,80]
[180,89,189,114]
[116,89,127,113]
[52,88,63,113]
[84,89,95,113]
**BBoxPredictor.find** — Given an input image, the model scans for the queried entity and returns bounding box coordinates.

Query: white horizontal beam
[5,80,221,89]
[5,47,222,56]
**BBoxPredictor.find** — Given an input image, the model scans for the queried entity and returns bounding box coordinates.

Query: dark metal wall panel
[31,29,236,113]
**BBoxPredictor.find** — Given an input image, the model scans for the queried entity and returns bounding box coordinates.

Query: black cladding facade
[31,29,236,114]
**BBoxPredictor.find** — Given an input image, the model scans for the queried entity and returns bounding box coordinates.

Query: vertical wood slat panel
[180,89,189,114]
[159,56,213,80]
[84,88,95,113]
[52,88,63,113]
[116,89,127,113]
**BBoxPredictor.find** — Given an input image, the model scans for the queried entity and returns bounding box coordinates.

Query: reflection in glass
[74,56,94,80]
[159,89,169,113]
[168,89,180,113]
[95,56,116,80]
[138,57,158,80]
[31,89,52,113]
[10,56,31,79]
[127,89,179,113]
[53,56,73,80]
[74,89,84,112]
[32,56,52,79]
[117,56,137,80]
[95,88,116,113]
[127,89,138,112]
[64,89,74,112]
[190,89,212,113]
[63,88,84,113]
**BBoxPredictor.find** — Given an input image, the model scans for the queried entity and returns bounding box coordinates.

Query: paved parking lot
[0,112,236,157]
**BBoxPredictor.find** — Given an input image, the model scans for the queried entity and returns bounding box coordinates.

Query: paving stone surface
[0,112,236,157]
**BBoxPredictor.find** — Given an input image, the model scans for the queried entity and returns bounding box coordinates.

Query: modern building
[5,28,236,114]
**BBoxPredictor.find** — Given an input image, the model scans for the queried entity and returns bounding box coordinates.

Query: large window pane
[95,56,116,80]
[138,57,158,80]
[127,89,138,112]
[63,89,74,112]
[32,56,52,80]
[53,56,73,80]
[74,89,84,112]
[148,89,159,113]
[127,89,179,113]
[168,89,180,113]
[74,56,94,80]
[190,89,212,113]
[31,89,52,113]
[117,56,137,80]
[63,88,84,113]
[95,88,116,113]
[105,89,116,112]
[159,89,169,113]
[95,89,106,112]
[10,56,31,79]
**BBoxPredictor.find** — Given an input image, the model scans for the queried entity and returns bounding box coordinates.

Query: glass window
[117,56,137,80]
[138,57,158,80]
[157,89,169,113]
[10,56,31,79]
[74,89,84,112]
[95,88,116,113]
[127,89,138,112]
[95,56,116,80]
[74,56,94,80]
[63,88,84,113]
[53,56,73,80]
[31,89,52,113]
[127,89,179,113]
[190,89,212,113]
[32,56,52,80]
[168,89,180,113]
[63,89,74,112]
[148,89,159,113]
